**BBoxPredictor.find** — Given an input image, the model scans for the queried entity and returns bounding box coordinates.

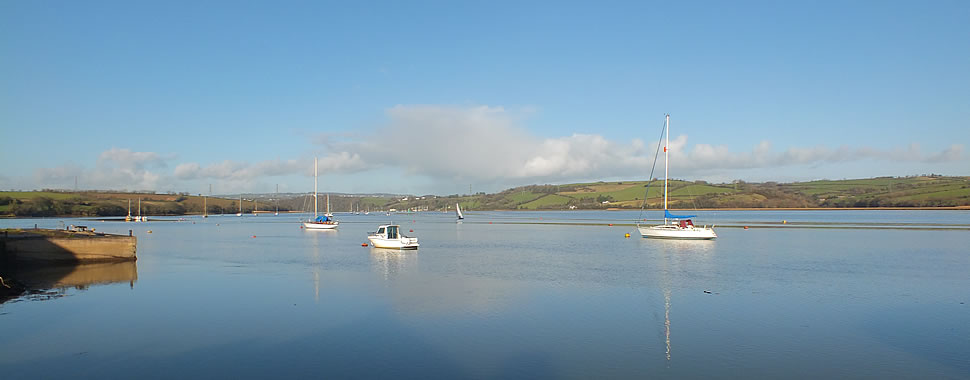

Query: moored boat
[638,114,716,240]
[367,225,418,249]
[303,157,339,230]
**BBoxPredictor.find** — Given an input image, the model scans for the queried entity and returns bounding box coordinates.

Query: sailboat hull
[304,221,339,230]
[638,225,717,240]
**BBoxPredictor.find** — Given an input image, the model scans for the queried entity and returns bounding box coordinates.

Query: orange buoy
[252,235,256,238]
[744,226,749,229]
[361,243,368,247]
[608,223,613,226]
[409,229,413,232]
[489,221,492,224]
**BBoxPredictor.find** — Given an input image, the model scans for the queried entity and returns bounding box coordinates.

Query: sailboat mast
[314,157,318,218]
[664,114,669,225]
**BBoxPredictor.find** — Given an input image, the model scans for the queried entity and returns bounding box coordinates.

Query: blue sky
[1,0,967,195]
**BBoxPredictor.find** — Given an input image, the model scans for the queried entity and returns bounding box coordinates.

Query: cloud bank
[5,105,964,192]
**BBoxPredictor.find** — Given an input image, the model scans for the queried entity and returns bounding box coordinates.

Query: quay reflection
[0,261,138,304]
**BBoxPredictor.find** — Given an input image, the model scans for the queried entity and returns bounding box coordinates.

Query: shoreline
[2,205,969,218]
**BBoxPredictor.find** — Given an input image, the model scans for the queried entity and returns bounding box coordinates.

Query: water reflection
[0,261,138,304]
[370,249,418,281]
[643,238,716,365]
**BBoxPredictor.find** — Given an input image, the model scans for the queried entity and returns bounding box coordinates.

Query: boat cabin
[678,219,695,228]
[376,225,400,239]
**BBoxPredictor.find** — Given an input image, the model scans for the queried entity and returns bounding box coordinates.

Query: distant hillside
[383,175,970,211]
[2,176,968,217]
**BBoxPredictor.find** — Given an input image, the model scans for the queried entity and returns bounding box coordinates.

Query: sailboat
[253,199,258,216]
[638,114,717,240]
[236,196,242,217]
[275,184,279,216]
[456,202,464,220]
[203,195,208,218]
[303,157,339,230]
[134,199,142,222]
[126,199,132,222]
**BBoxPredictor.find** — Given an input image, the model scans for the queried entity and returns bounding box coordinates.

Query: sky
[1,0,967,195]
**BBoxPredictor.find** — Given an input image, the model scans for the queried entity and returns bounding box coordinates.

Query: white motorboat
[367,224,418,249]
[303,157,339,230]
[638,114,716,240]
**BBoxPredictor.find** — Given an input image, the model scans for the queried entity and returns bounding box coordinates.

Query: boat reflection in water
[370,248,418,281]
[0,261,137,304]
[646,238,716,365]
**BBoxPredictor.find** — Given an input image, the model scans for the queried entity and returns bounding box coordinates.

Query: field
[3,176,968,217]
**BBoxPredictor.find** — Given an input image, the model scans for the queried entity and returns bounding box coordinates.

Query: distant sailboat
[236,196,242,217]
[275,184,279,216]
[126,199,132,222]
[456,202,464,220]
[253,199,258,216]
[203,194,208,218]
[638,114,716,240]
[135,198,144,222]
[304,157,338,230]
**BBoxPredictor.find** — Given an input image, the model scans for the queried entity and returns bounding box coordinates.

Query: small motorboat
[367,225,419,249]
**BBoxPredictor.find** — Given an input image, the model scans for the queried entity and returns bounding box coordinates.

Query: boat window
[377,227,385,234]
[387,226,398,239]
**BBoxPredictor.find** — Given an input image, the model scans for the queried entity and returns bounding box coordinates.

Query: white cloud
[174,154,367,181]
[331,105,964,187]
[32,148,172,190]
[7,106,965,193]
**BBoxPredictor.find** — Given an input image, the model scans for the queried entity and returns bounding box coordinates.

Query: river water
[1,210,968,378]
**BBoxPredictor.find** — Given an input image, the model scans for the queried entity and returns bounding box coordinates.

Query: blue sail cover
[665,210,696,219]
[314,216,330,222]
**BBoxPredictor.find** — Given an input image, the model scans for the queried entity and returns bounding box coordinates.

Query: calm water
[2,211,968,379]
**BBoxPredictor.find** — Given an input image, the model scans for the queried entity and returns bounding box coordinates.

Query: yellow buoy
[624,233,631,238]
[783,220,787,224]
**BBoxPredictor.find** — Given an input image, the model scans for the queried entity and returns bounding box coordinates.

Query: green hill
[382,175,970,211]
[2,176,968,217]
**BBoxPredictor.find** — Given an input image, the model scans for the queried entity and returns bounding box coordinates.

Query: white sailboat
[275,184,279,216]
[236,196,242,217]
[253,199,258,216]
[638,114,717,240]
[456,202,464,220]
[126,199,132,222]
[203,195,208,218]
[135,199,143,222]
[304,157,339,230]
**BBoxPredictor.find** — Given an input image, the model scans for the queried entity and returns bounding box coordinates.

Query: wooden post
[129,230,133,237]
